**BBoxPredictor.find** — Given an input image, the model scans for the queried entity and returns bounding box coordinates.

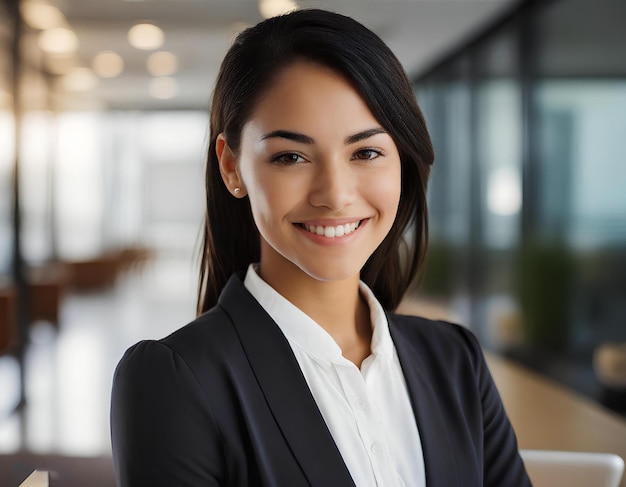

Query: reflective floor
[0,256,199,456]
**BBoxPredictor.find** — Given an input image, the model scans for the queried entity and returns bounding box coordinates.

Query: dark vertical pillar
[7,0,29,408]
[519,0,540,243]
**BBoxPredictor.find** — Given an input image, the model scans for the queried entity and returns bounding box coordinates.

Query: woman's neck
[258,263,373,368]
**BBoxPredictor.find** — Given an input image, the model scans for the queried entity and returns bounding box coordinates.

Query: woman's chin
[296,262,364,284]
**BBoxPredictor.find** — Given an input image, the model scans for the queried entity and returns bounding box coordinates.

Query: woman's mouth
[297,220,362,238]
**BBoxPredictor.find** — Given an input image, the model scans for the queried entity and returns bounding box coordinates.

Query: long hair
[197,9,434,314]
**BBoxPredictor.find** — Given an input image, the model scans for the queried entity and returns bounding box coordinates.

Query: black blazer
[111,274,531,486]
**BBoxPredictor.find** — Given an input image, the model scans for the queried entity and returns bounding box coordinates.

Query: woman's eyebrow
[261,130,314,144]
[345,127,387,145]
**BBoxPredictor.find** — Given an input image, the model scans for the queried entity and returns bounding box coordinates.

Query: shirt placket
[334,360,400,487]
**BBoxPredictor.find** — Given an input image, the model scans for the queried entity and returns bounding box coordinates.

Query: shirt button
[371,442,383,455]
[355,399,367,410]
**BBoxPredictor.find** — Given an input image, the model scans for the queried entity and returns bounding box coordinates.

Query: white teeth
[303,221,361,238]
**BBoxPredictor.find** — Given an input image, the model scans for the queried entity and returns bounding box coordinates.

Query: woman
[111,9,531,487]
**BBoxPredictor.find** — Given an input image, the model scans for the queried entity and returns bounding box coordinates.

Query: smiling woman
[111,9,532,487]
[218,61,402,306]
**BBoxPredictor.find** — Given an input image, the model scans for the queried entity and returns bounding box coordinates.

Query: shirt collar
[243,264,394,368]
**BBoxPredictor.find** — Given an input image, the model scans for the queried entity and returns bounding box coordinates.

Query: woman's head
[198,8,434,313]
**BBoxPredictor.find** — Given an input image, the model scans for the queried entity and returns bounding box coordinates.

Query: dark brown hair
[197,9,434,314]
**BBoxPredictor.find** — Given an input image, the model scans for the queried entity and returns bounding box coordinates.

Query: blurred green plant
[421,241,454,296]
[515,239,575,350]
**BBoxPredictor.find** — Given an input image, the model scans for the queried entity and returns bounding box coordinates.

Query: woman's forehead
[243,61,382,140]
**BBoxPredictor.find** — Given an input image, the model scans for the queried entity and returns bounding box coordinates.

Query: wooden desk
[487,353,626,487]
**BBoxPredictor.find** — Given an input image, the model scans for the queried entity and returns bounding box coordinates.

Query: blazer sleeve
[111,340,226,486]
[457,325,532,487]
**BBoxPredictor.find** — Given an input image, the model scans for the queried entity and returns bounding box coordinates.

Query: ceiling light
[128,23,164,50]
[62,67,99,91]
[21,1,65,30]
[38,27,78,54]
[146,51,178,76]
[259,0,298,19]
[149,77,178,100]
[92,51,125,78]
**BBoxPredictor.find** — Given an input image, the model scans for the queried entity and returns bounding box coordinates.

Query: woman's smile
[295,218,368,244]
[300,220,362,238]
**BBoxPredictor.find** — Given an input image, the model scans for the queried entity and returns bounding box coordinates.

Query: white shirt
[244,265,426,487]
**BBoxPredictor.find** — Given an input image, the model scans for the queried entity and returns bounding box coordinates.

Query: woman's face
[221,60,401,286]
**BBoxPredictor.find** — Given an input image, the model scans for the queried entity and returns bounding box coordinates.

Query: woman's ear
[216,133,247,198]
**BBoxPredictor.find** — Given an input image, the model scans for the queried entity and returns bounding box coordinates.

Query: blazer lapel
[389,316,460,487]
[218,275,355,487]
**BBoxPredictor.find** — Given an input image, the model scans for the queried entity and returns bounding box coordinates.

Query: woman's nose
[308,159,355,211]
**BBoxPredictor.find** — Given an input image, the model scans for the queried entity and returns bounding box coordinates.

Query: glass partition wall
[415,0,626,415]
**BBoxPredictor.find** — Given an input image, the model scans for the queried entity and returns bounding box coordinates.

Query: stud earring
[234,187,241,195]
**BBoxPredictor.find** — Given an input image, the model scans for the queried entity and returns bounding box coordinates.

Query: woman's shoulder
[387,313,483,363]
[115,304,240,377]
[162,304,235,348]
[388,312,476,340]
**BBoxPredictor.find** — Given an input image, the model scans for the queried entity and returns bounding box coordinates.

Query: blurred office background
[415,0,626,413]
[0,0,625,483]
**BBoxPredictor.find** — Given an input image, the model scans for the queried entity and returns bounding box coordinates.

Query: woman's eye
[271,153,304,164]
[353,149,381,160]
